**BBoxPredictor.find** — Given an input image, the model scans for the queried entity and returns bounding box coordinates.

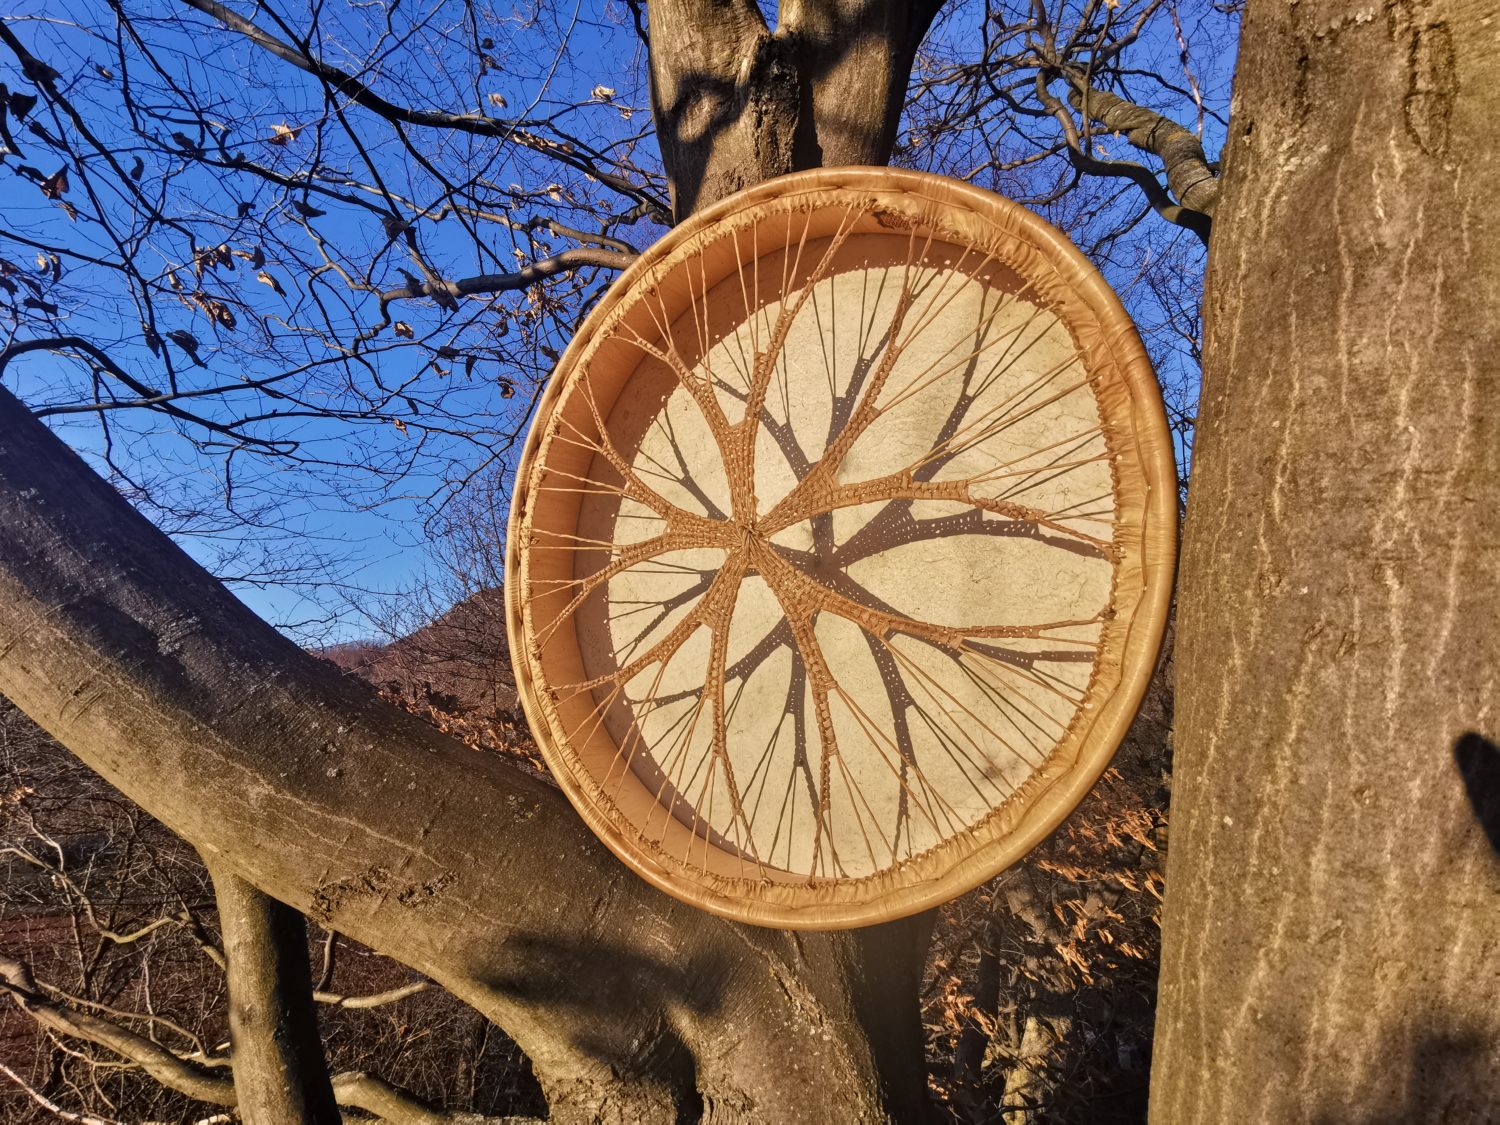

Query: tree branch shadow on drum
[551,241,1117,883]
[570,416,1104,878]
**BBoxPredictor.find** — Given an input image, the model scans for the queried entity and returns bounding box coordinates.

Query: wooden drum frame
[506,167,1176,929]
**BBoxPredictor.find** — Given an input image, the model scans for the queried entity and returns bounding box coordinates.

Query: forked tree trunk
[1152,0,1500,1118]
[647,0,945,218]
[0,5,945,1122]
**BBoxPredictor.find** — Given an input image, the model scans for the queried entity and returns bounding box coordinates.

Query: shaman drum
[507,167,1176,929]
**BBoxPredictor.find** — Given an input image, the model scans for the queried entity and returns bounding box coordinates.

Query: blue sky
[2,0,1236,644]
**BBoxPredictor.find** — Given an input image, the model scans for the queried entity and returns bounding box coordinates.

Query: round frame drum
[507,167,1176,929]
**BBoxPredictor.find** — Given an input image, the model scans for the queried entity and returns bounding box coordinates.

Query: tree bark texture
[1152,0,1500,1119]
[206,861,341,1124]
[0,389,932,1123]
[646,0,945,218]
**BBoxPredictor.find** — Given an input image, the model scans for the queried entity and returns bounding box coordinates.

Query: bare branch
[2,954,534,1123]
[1,338,297,453]
[1035,73,1211,243]
[0,1062,121,1125]
[0,954,237,1106]
[1066,79,1220,215]
[175,0,669,216]
[172,0,516,134]
[314,980,429,1009]
[331,1071,538,1124]
[375,248,636,307]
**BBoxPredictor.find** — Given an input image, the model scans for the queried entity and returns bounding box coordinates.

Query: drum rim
[506,166,1178,930]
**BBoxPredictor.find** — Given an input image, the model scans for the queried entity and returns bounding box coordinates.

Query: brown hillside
[324,587,516,716]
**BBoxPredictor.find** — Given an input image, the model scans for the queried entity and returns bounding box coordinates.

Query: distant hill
[323,587,517,717]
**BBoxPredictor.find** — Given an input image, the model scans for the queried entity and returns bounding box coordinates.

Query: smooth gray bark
[206,862,341,1124]
[1152,0,1500,1118]
[646,0,945,218]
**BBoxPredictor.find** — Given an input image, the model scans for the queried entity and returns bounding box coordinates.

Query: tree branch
[375,248,636,306]
[314,980,429,1009]
[1,338,297,452]
[0,1062,121,1125]
[174,0,513,135]
[175,0,668,216]
[1035,73,1211,243]
[332,1071,537,1124]
[2,953,535,1123]
[1066,79,1220,216]
[0,954,237,1106]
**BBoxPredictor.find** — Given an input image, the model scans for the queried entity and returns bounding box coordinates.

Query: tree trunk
[1152,0,1500,1119]
[207,862,341,1124]
[646,0,944,218]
